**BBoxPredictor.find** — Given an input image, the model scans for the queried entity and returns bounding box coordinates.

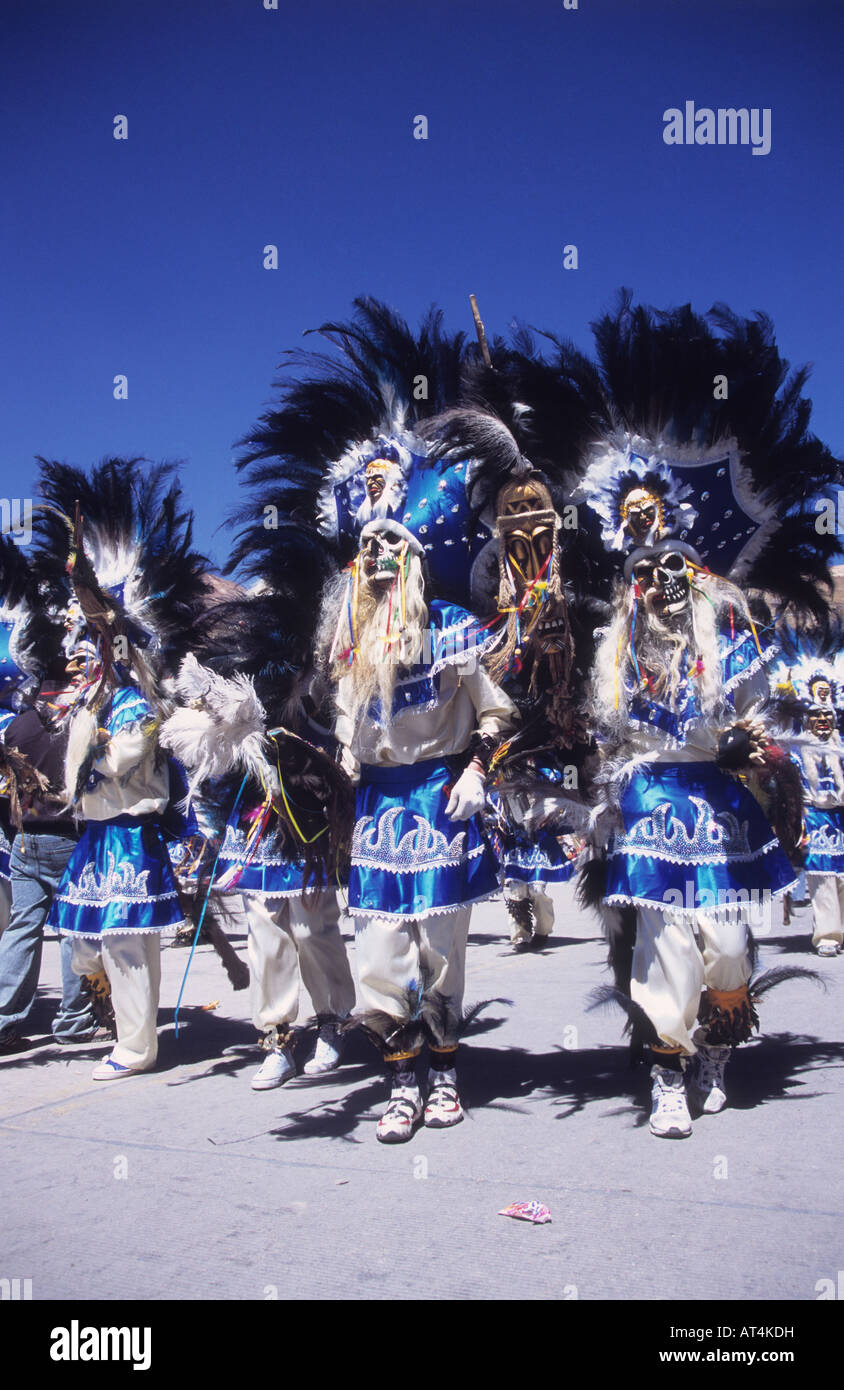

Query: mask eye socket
[662,552,686,573]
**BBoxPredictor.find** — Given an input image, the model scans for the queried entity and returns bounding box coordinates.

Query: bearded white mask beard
[326,552,429,730]
[638,592,692,705]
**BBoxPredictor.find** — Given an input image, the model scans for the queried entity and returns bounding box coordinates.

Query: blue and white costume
[602,623,795,1054]
[49,684,184,1071]
[340,602,511,923]
[337,600,516,1049]
[215,797,355,1052]
[50,687,183,939]
[786,729,844,951]
[607,630,796,917]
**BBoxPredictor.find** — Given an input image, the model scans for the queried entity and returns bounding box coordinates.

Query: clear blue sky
[2,0,842,573]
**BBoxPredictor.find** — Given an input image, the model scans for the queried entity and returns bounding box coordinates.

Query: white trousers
[503,878,554,940]
[71,932,161,1069]
[354,906,471,1049]
[245,891,355,1034]
[807,873,844,947]
[631,908,751,1055]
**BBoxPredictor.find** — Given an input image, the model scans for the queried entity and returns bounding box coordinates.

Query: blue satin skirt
[349,758,500,919]
[49,817,185,937]
[803,805,844,876]
[606,761,796,916]
[214,822,307,898]
[502,828,576,886]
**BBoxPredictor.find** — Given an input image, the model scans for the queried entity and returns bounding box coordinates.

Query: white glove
[445,763,486,821]
[338,743,361,785]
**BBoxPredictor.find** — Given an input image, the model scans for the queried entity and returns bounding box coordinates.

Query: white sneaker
[815,940,841,957]
[303,1022,344,1076]
[649,1065,692,1138]
[91,1057,142,1081]
[688,1043,731,1114]
[376,1084,423,1143]
[251,1046,296,1091]
[424,1069,464,1128]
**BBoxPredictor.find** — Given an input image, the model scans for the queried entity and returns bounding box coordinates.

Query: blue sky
[2,0,842,572]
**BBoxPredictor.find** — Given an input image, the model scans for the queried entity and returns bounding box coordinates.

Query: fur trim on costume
[586,983,662,1060]
[160,653,275,803]
[698,965,824,1045]
[63,706,99,804]
[341,1009,425,1059]
[421,991,512,1049]
[0,743,52,830]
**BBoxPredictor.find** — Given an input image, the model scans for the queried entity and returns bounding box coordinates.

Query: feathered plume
[160,653,275,802]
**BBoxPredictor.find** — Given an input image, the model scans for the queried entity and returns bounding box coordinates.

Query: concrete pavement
[0,885,841,1302]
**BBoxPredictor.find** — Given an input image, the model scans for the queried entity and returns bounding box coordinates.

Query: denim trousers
[0,832,97,1040]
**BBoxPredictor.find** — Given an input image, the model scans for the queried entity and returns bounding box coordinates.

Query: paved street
[1,885,841,1303]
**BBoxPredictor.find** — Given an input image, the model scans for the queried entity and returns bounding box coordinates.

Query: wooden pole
[469,293,492,368]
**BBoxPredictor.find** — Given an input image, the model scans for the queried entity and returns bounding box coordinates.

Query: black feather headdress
[31,457,210,701]
[228,296,476,584]
[573,290,843,620]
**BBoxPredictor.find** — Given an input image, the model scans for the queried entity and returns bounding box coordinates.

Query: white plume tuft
[160,654,276,802]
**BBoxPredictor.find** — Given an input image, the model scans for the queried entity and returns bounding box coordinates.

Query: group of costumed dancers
[0,293,841,1142]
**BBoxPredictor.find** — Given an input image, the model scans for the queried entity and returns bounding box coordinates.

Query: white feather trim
[159,654,275,800]
[64,707,99,804]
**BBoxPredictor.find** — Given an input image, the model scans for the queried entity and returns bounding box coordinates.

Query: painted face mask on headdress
[618,486,665,548]
[809,676,834,710]
[363,458,404,511]
[808,708,836,741]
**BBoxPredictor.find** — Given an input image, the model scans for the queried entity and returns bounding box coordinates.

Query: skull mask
[359,520,415,586]
[632,549,693,619]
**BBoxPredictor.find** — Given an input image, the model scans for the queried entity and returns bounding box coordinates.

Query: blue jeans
[0,832,97,1041]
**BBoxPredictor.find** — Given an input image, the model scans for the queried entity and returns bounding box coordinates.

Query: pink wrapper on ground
[498,1200,552,1224]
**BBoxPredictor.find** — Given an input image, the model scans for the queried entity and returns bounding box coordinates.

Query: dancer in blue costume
[419,396,602,955]
[31,457,210,1079]
[565,295,840,1139]
[581,444,811,1138]
[773,651,844,957]
[48,649,185,1076]
[318,447,517,1142]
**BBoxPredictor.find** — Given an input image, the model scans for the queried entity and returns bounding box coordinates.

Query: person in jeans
[0,679,101,1053]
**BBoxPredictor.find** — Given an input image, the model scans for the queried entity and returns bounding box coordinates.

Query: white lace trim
[58,920,186,938]
[349,888,498,922]
[605,879,796,919]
